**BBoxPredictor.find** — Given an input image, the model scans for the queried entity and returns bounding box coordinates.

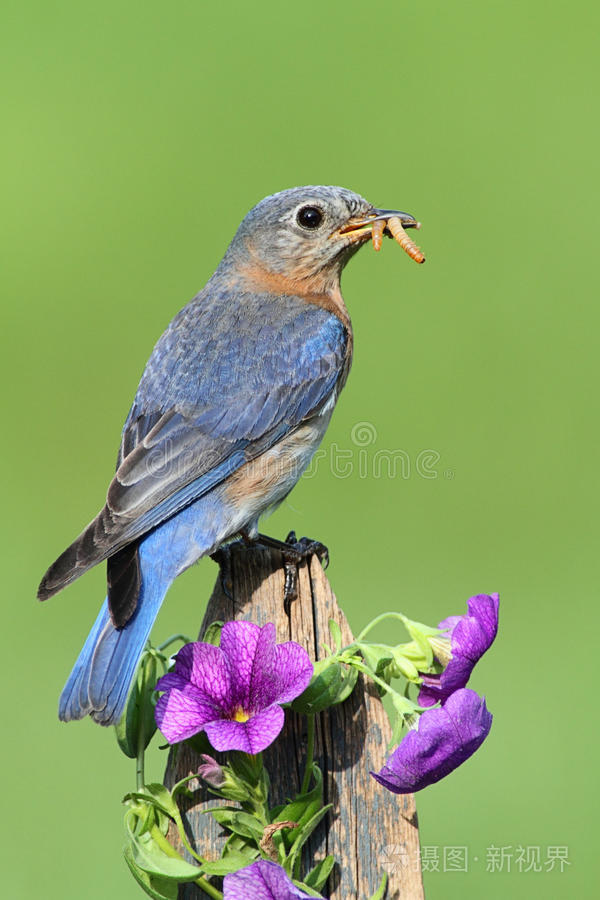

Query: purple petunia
[372,688,492,794]
[224,859,314,900]
[418,593,499,707]
[155,621,313,755]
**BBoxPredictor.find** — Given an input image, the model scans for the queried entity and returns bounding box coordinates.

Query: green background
[2,1,597,897]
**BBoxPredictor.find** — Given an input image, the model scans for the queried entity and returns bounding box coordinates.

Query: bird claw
[284,531,329,569]
[213,532,330,612]
[210,543,240,601]
[280,531,329,614]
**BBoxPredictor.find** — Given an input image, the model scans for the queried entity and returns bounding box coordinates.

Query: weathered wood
[164,544,424,899]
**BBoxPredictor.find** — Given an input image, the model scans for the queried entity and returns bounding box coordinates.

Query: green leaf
[209,808,264,842]
[304,855,335,892]
[124,847,178,900]
[273,768,323,833]
[357,642,393,678]
[292,658,341,713]
[201,851,255,876]
[334,665,359,704]
[292,657,357,714]
[291,881,324,898]
[129,830,203,881]
[223,833,259,856]
[223,840,259,861]
[125,783,181,820]
[367,872,388,900]
[287,804,333,872]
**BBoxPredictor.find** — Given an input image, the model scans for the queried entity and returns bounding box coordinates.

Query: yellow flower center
[231,707,251,723]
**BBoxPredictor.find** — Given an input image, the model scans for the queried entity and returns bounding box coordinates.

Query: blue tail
[59,575,169,726]
[58,486,238,725]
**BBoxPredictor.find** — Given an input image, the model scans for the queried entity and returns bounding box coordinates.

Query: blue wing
[38,287,348,601]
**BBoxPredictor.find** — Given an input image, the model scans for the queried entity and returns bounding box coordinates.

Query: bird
[37,185,422,726]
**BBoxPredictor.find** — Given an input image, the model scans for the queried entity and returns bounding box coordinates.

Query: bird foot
[258,530,329,614]
[210,539,247,600]
[211,532,329,612]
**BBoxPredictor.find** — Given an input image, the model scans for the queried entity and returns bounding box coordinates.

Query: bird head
[220,185,420,294]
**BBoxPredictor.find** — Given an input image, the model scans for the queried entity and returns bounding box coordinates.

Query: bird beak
[337,208,421,242]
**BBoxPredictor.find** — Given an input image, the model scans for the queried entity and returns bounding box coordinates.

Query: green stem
[135,718,145,790]
[173,814,207,865]
[193,876,223,900]
[301,714,316,795]
[156,633,193,652]
[149,824,183,858]
[356,611,410,642]
[350,660,409,705]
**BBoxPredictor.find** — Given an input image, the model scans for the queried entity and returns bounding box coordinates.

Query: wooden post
[164,544,425,899]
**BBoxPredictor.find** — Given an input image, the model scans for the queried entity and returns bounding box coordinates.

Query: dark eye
[296,205,324,229]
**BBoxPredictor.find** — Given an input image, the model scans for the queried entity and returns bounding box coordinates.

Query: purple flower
[197,754,226,789]
[155,621,313,755]
[418,593,499,707]
[224,860,314,900]
[372,688,492,794]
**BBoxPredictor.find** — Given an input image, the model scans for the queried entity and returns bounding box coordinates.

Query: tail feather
[59,577,168,725]
[38,505,123,602]
[56,484,229,726]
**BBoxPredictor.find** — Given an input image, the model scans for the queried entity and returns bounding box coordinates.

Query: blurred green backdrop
[2,0,597,897]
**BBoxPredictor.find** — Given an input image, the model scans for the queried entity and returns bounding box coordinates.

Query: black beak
[369,208,420,229]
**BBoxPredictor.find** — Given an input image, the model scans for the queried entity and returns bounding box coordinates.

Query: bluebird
[38,186,421,726]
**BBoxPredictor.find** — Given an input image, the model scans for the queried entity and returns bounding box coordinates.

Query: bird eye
[296,205,324,229]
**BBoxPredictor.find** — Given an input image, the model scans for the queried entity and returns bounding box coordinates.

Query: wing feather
[38,290,348,602]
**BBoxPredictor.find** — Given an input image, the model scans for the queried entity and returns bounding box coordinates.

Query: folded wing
[38,290,347,618]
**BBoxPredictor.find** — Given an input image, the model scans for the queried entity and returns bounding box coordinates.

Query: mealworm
[371,218,385,252]
[387,215,426,264]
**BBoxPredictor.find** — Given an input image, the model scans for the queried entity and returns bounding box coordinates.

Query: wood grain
[164,544,424,899]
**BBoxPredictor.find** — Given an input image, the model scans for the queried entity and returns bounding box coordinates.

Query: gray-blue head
[219,185,419,292]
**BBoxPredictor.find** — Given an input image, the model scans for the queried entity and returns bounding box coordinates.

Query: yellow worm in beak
[372,216,426,264]
[372,218,386,252]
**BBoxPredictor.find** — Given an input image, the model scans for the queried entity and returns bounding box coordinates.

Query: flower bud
[115,651,158,758]
[197,754,226,789]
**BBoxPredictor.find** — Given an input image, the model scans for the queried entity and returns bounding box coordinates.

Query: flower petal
[272,641,314,704]
[437,615,462,633]
[155,687,223,744]
[172,642,232,707]
[224,859,313,900]
[205,704,285,754]
[419,593,499,706]
[220,621,276,710]
[453,594,499,663]
[371,688,492,793]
